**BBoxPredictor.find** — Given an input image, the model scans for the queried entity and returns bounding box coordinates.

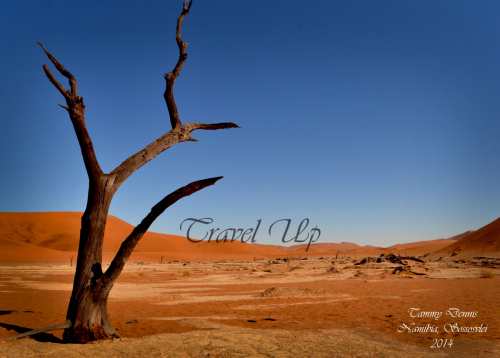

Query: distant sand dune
[0,212,497,263]
[0,212,287,263]
[431,218,500,258]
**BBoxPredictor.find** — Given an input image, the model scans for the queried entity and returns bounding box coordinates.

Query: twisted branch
[164,0,193,129]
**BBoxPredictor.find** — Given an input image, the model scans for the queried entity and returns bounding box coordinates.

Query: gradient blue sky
[1,0,500,247]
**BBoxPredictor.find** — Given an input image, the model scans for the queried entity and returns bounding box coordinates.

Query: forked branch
[164,0,193,129]
[38,42,102,180]
[102,176,222,286]
[38,42,78,97]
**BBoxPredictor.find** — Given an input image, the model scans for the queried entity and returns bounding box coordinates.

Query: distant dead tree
[70,256,73,267]
[160,255,164,264]
[1,0,237,344]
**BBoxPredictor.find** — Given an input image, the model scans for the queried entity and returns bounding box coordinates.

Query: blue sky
[1,0,500,247]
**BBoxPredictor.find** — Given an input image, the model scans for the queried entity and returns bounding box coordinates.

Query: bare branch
[38,41,78,96]
[69,114,103,180]
[107,1,236,187]
[102,176,222,286]
[109,128,187,191]
[164,0,193,129]
[175,1,193,76]
[109,122,238,191]
[38,42,103,181]
[0,319,71,342]
[110,2,239,188]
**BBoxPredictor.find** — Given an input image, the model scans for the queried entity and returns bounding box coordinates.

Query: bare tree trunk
[3,0,239,344]
[63,179,117,342]
[64,279,117,342]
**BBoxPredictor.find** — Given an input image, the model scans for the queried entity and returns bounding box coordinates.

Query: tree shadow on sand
[0,311,15,316]
[0,322,64,343]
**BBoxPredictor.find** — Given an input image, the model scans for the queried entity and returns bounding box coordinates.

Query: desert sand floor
[1,258,499,357]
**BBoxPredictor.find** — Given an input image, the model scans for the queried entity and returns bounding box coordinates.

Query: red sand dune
[0,237,70,263]
[431,218,500,258]
[1,212,496,263]
[0,212,288,263]
[447,230,475,241]
[387,235,470,251]
[382,238,460,256]
[348,231,475,258]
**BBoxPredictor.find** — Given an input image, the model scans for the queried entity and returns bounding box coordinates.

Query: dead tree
[160,255,164,264]
[1,0,237,344]
[70,256,74,267]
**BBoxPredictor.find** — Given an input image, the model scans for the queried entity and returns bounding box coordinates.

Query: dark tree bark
[1,0,238,344]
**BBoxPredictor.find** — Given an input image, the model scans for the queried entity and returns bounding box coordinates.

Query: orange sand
[0,262,498,350]
[1,211,499,356]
